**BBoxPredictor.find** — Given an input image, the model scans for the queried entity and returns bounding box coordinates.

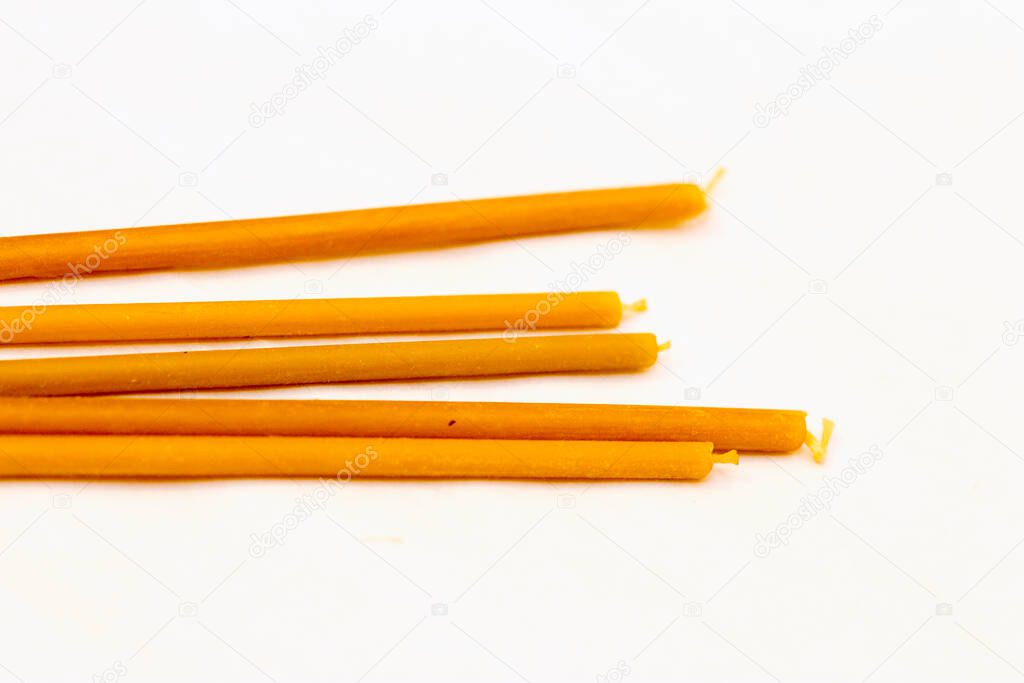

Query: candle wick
[804,418,835,463]
[623,298,648,315]
[703,167,726,195]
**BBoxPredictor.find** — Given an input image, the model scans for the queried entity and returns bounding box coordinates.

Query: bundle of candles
[0,181,831,480]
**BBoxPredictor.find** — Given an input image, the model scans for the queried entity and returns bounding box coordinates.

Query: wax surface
[0,292,624,344]
[0,435,722,480]
[0,184,707,280]
[0,333,660,395]
[0,397,806,452]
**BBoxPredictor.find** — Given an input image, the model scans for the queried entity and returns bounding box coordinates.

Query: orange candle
[0,292,632,345]
[0,396,809,453]
[0,333,663,395]
[0,184,707,281]
[0,434,734,480]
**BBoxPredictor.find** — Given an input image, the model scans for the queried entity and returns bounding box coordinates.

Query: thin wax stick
[0,333,663,396]
[0,397,809,453]
[0,184,707,280]
[0,292,628,345]
[0,435,735,480]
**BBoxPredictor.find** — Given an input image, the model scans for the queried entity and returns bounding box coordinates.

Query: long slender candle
[0,397,807,453]
[0,292,632,345]
[0,435,735,480]
[0,333,662,395]
[0,183,707,281]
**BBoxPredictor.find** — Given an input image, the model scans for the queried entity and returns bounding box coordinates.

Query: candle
[0,333,663,395]
[0,183,707,281]
[0,434,735,480]
[0,291,634,345]
[0,397,809,453]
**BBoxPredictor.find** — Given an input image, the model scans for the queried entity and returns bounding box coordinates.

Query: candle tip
[714,449,739,465]
[804,418,834,463]
[624,298,648,314]
[656,339,672,352]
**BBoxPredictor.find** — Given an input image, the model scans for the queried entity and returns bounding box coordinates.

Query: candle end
[804,418,835,463]
[714,449,739,465]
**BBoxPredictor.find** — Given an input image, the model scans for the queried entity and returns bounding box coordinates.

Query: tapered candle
[0,183,707,281]
[0,397,807,453]
[0,292,632,345]
[0,333,662,395]
[0,434,734,480]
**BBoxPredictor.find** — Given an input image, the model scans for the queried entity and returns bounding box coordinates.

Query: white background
[1,0,1023,681]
